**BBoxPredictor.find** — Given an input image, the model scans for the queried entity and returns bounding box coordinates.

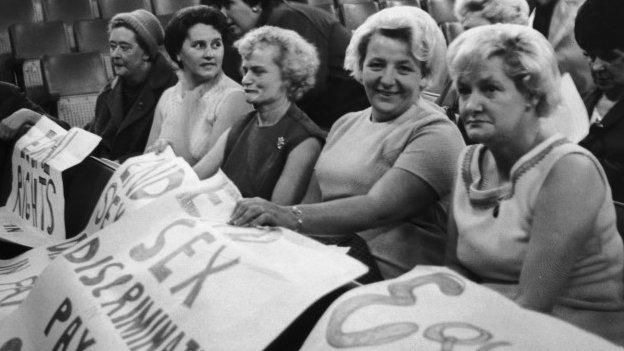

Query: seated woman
[193,26,324,205]
[228,7,465,279]
[445,24,624,344]
[146,6,253,166]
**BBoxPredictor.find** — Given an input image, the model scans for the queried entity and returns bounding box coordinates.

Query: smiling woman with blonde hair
[445,23,624,343]
[228,7,465,279]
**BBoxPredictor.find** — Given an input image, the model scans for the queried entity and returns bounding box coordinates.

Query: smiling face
[178,23,224,87]
[361,33,422,122]
[220,0,260,38]
[587,48,624,99]
[109,26,150,81]
[456,56,533,145]
[240,45,288,107]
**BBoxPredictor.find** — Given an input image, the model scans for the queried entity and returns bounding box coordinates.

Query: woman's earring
[251,6,260,12]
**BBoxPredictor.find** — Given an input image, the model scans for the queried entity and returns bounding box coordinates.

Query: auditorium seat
[42,0,95,21]
[74,19,114,79]
[42,0,97,51]
[422,0,457,23]
[98,0,151,19]
[9,21,71,108]
[337,0,379,31]
[306,0,340,18]
[0,0,39,81]
[382,0,420,8]
[42,52,108,127]
[151,0,200,15]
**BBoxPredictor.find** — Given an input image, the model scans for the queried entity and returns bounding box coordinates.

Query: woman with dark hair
[205,0,368,129]
[146,5,252,165]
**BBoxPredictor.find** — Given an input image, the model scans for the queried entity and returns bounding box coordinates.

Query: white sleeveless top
[148,73,248,165]
[453,134,624,310]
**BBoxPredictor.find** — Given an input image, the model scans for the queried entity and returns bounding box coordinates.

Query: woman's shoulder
[284,104,327,141]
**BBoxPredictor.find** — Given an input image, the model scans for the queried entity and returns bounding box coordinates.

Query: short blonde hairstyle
[344,6,447,90]
[447,24,561,117]
[235,26,319,101]
[455,0,530,27]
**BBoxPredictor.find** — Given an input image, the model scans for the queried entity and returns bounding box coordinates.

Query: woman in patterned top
[445,23,624,344]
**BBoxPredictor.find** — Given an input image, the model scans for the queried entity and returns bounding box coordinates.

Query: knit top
[454,134,624,311]
[146,73,252,165]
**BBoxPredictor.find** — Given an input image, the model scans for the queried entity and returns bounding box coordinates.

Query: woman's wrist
[289,205,304,232]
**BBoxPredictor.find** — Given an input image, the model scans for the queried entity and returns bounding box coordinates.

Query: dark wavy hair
[164,5,229,69]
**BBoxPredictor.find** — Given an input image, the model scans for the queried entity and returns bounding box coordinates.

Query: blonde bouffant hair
[343,6,447,91]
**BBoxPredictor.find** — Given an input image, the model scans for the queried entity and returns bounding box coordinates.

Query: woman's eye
[192,42,205,49]
[211,41,222,49]
[397,65,414,74]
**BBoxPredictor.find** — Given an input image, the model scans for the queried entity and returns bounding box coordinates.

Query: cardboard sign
[83,149,201,235]
[0,184,367,350]
[301,266,620,350]
[0,117,100,245]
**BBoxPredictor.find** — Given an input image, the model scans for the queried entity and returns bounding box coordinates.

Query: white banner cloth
[301,265,621,350]
[0,117,100,245]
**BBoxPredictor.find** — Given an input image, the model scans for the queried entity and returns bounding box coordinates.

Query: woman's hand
[0,108,42,140]
[229,197,298,229]
[145,138,171,154]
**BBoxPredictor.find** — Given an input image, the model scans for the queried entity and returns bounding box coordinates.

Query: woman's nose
[463,93,482,112]
[378,69,395,87]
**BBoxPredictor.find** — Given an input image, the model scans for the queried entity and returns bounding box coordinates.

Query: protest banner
[0,182,367,350]
[0,117,100,246]
[83,148,201,235]
[0,234,88,321]
[301,265,621,350]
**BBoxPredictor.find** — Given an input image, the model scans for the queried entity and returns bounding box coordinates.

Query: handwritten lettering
[326,273,465,347]
[44,298,96,351]
[0,276,37,308]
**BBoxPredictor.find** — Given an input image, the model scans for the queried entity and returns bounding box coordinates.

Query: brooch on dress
[276,136,286,150]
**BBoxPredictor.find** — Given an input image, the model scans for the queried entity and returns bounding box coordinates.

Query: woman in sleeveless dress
[445,23,624,344]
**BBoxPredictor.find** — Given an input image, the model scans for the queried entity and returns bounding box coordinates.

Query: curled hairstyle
[454,0,529,26]
[447,24,561,117]
[344,6,446,91]
[164,5,229,69]
[235,26,319,101]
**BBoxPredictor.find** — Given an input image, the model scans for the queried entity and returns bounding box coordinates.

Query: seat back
[42,52,108,126]
[42,0,96,21]
[422,0,457,23]
[382,0,420,8]
[9,21,70,60]
[151,0,200,15]
[9,21,71,106]
[98,0,151,18]
[74,18,110,53]
[338,0,379,31]
[306,0,340,18]
[0,0,39,56]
